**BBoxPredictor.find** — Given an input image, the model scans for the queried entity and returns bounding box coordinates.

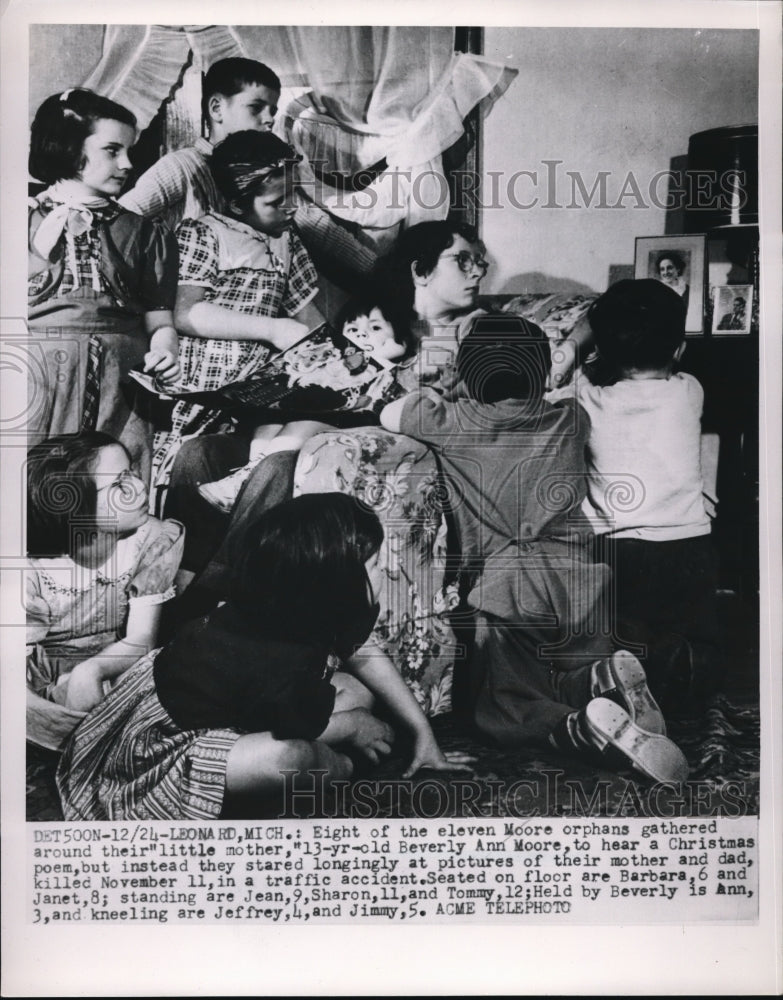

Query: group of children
[25,57,720,819]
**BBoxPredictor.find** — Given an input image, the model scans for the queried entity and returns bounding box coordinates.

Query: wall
[26,24,759,297]
[480,28,759,294]
[29,25,105,121]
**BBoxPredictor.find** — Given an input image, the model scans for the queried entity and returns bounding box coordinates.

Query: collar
[194,136,214,157]
[205,213,287,274]
[209,211,273,242]
[32,182,120,259]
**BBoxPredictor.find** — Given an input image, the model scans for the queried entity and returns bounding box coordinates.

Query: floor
[27,592,760,822]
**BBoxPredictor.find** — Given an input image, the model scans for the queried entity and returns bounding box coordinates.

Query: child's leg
[255,420,333,457]
[249,422,284,459]
[163,432,250,585]
[199,421,333,513]
[331,671,375,712]
[225,731,352,799]
[471,613,584,745]
[471,614,684,779]
[606,536,721,710]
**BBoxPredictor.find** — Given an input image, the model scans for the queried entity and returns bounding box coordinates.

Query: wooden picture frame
[634,234,706,335]
[712,283,753,335]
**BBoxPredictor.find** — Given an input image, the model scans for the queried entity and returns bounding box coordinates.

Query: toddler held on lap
[197,294,412,513]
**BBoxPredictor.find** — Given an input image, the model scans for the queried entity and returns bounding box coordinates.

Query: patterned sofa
[293,292,598,715]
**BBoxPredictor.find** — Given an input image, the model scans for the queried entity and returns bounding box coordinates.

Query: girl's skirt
[56,651,240,821]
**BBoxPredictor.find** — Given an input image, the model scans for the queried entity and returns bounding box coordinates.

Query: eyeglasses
[440,251,490,276]
[95,468,143,494]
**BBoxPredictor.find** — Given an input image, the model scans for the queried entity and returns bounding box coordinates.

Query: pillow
[498,292,597,342]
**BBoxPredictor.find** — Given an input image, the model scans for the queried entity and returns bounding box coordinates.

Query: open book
[129,323,405,420]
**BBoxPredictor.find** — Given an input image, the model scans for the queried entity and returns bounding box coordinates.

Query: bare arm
[144,312,180,382]
[174,284,308,350]
[345,640,475,776]
[63,602,164,711]
[318,706,394,764]
[379,395,409,433]
[700,431,720,516]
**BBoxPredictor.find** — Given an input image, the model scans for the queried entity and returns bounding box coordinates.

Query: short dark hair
[26,431,126,557]
[202,57,282,122]
[588,278,686,381]
[657,251,686,276]
[210,130,298,212]
[29,89,137,185]
[333,295,415,356]
[376,220,484,315]
[456,314,550,404]
[230,493,384,659]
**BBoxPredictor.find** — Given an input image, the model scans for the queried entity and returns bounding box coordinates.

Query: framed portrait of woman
[634,234,707,335]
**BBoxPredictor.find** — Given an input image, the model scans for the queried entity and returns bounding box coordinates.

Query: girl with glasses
[25,432,184,750]
[377,220,491,389]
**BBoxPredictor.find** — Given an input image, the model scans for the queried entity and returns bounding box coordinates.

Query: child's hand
[403,730,477,779]
[416,334,457,379]
[144,349,180,385]
[547,337,577,390]
[271,319,309,352]
[346,707,395,764]
[63,661,105,713]
[702,492,718,519]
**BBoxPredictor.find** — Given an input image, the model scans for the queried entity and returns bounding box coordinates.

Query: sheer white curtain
[85,25,517,252]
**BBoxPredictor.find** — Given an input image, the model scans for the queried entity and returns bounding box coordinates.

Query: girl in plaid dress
[27,90,180,484]
[152,131,327,500]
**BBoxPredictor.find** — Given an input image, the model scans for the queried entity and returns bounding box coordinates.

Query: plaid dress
[152,213,318,489]
[28,197,177,483]
[56,650,240,820]
[55,209,113,430]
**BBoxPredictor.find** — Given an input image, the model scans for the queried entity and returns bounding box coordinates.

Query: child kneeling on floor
[57,493,473,820]
[381,314,689,783]
[551,278,721,713]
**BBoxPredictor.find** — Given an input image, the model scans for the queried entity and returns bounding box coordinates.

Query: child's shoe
[550,697,689,783]
[590,650,666,735]
[198,461,259,513]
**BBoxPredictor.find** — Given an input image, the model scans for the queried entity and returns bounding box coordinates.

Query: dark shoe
[591,650,666,735]
[551,697,689,784]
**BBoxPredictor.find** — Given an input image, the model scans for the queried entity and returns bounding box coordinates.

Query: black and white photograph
[1,1,781,996]
[712,283,753,335]
[634,234,707,335]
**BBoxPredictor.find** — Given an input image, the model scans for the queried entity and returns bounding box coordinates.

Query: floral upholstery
[294,429,458,716]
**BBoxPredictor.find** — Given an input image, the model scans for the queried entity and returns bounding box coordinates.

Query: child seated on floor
[381,314,689,783]
[57,493,474,821]
[197,295,412,513]
[550,278,721,712]
[26,432,183,751]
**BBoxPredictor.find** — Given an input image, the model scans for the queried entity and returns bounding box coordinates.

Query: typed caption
[29,816,756,925]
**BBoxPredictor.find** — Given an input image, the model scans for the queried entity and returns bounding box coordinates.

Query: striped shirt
[119,137,225,230]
